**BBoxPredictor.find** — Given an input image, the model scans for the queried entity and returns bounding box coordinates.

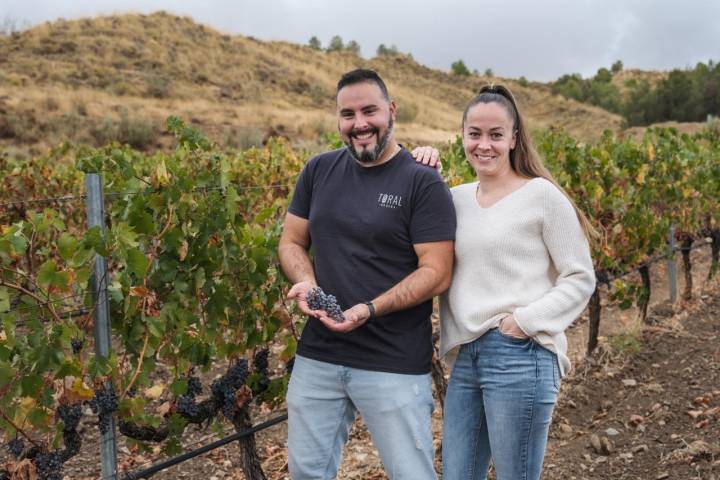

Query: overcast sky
[3,0,719,81]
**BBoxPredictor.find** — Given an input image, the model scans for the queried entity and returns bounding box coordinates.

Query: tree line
[552,60,720,126]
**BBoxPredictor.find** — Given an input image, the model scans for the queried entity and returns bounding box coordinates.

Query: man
[278,68,455,479]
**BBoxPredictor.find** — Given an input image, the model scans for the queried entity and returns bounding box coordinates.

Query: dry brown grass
[0,11,628,155]
[612,68,668,94]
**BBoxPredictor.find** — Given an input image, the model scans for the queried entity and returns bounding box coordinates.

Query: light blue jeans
[287,355,437,479]
[442,328,560,480]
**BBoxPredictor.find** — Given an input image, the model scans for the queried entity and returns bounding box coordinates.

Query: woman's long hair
[462,84,597,240]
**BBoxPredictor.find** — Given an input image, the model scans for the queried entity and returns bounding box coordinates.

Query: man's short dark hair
[336,69,390,101]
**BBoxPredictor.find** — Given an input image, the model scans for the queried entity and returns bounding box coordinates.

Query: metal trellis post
[85,173,119,479]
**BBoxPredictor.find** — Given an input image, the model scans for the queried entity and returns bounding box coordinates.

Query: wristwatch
[364,301,376,323]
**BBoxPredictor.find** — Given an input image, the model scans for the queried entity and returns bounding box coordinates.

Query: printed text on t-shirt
[377,193,403,209]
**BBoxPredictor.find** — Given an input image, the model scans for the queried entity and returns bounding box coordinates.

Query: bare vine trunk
[681,237,693,300]
[709,230,719,280]
[431,331,447,411]
[638,265,651,323]
[587,287,601,355]
[231,407,266,480]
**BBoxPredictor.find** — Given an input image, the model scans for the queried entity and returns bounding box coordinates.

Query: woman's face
[463,102,517,178]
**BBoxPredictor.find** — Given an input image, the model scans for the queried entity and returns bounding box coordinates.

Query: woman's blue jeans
[442,328,560,480]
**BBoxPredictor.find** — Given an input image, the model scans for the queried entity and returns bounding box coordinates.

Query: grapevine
[0,117,717,479]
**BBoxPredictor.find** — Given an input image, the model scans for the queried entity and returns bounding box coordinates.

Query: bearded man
[278,68,456,479]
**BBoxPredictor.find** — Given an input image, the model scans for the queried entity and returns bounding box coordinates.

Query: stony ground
[544,292,720,480]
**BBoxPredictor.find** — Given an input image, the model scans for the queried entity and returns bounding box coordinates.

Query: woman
[416,85,595,479]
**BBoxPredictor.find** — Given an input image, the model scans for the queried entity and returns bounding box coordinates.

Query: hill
[0,11,623,157]
[611,68,668,94]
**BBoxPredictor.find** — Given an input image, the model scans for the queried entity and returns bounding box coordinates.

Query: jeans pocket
[494,327,532,344]
[552,356,561,391]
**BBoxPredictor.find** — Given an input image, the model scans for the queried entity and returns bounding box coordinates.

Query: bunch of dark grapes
[57,404,82,432]
[306,288,345,322]
[176,375,203,419]
[88,384,118,435]
[176,395,200,418]
[70,338,83,354]
[33,449,63,480]
[7,437,24,458]
[254,348,269,373]
[210,359,248,418]
[252,348,270,399]
[187,375,203,397]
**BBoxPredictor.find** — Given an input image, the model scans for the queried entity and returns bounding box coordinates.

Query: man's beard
[345,117,394,164]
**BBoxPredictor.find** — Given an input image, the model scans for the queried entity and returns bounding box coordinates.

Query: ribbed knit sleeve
[512,183,596,337]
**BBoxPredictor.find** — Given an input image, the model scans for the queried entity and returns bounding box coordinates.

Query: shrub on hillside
[396,101,419,123]
[376,44,399,57]
[326,35,344,52]
[308,36,321,50]
[90,109,158,150]
[145,73,173,98]
[451,60,471,76]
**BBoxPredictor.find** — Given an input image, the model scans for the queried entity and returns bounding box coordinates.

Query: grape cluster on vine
[57,404,82,432]
[88,383,118,435]
[175,374,203,419]
[306,287,345,322]
[187,375,203,397]
[33,450,63,480]
[252,348,270,399]
[6,437,24,458]
[70,337,83,354]
[210,359,249,418]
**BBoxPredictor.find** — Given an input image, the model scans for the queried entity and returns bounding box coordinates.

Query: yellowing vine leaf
[144,384,165,400]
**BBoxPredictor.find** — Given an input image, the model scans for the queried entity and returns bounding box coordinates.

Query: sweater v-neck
[473,177,541,210]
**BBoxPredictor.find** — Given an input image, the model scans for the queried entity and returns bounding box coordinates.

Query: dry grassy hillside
[612,68,668,94]
[0,11,623,158]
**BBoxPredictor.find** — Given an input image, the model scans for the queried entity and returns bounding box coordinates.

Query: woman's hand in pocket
[499,314,530,340]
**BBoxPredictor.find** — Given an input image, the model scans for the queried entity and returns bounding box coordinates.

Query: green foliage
[307,36,321,50]
[0,124,305,450]
[484,68,494,77]
[326,35,344,52]
[552,60,720,126]
[2,117,718,455]
[345,40,361,55]
[451,60,471,76]
[551,67,623,114]
[376,43,399,57]
[609,331,642,355]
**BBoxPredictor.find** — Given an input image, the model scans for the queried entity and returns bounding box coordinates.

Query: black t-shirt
[288,147,456,374]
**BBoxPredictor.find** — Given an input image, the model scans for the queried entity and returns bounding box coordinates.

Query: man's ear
[389,99,397,119]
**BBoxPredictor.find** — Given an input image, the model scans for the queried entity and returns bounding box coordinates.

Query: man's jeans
[442,329,560,480]
[287,355,437,479]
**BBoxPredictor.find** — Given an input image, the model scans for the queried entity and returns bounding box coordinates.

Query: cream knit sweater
[439,178,596,376]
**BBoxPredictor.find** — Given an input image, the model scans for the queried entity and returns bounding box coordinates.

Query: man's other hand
[411,146,442,171]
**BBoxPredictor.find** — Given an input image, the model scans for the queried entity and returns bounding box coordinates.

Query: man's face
[336,81,396,164]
